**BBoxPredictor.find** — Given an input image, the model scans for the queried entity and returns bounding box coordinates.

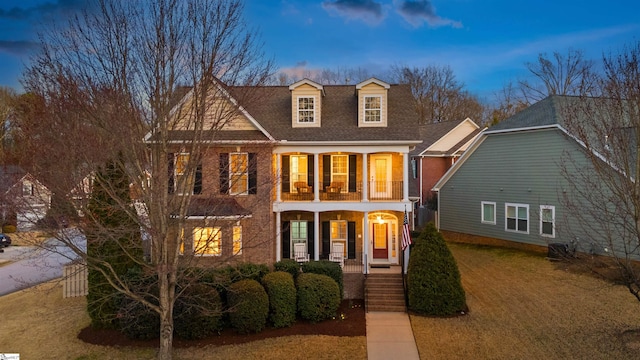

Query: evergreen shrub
[227,279,269,334]
[262,271,297,328]
[274,259,300,279]
[296,273,340,323]
[174,284,223,340]
[300,260,343,299]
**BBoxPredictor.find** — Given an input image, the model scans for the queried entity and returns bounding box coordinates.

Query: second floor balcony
[281,180,404,201]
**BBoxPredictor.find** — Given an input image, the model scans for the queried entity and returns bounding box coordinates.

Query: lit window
[193,227,221,256]
[481,201,496,225]
[229,153,248,195]
[540,205,555,237]
[291,220,308,259]
[330,220,347,257]
[506,203,529,233]
[233,225,242,255]
[364,96,381,122]
[297,97,315,123]
[331,155,348,192]
[290,155,308,192]
[175,153,189,176]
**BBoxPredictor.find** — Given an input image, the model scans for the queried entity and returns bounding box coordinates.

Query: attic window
[364,96,381,122]
[297,97,315,123]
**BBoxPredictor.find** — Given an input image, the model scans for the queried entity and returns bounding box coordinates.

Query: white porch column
[362,152,369,202]
[403,151,409,202]
[362,211,369,274]
[276,154,282,202]
[275,211,281,261]
[313,153,320,202]
[314,211,320,260]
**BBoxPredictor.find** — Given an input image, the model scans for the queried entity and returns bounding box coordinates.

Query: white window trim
[505,203,529,234]
[297,96,316,123]
[229,152,248,195]
[330,220,348,258]
[540,205,555,238]
[233,225,243,255]
[331,154,348,193]
[481,201,496,225]
[174,152,193,195]
[363,95,382,123]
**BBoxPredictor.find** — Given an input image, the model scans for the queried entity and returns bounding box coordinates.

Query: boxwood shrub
[407,223,466,316]
[300,260,343,299]
[174,284,223,340]
[262,271,297,328]
[296,273,340,323]
[227,279,269,334]
[274,259,300,279]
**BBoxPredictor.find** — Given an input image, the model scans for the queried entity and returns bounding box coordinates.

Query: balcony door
[370,154,391,198]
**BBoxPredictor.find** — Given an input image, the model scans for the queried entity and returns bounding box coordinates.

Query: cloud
[396,0,462,28]
[0,0,85,20]
[0,40,39,55]
[278,62,323,82]
[322,0,385,24]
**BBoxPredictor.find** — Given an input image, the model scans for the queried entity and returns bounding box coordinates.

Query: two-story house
[0,165,52,231]
[154,78,421,298]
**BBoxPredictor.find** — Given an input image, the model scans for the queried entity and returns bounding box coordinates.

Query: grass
[411,243,640,359]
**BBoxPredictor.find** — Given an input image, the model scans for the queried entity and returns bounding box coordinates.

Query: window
[505,203,529,233]
[481,201,496,225]
[331,155,348,191]
[193,227,221,256]
[233,225,242,255]
[330,220,347,257]
[171,153,200,195]
[229,152,248,195]
[290,155,308,192]
[364,96,381,122]
[540,205,555,237]
[22,181,34,196]
[297,97,315,123]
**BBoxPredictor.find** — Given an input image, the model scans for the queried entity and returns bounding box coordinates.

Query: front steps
[365,273,406,312]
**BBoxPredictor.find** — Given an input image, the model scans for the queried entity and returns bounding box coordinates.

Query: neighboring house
[149,78,422,285]
[409,118,482,226]
[0,166,52,231]
[432,95,616,255]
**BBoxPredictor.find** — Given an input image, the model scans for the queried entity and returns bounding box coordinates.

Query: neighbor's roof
[411,118,481,156]
[0,165,28,193]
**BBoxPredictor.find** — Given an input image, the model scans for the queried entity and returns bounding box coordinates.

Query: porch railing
[280,181,403,202]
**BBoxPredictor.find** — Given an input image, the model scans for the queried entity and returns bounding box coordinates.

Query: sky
[0,0,639,100]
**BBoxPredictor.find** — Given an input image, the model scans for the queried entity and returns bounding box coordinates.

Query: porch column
[362,152,369,202]
[276,154,282,202]
[313,153,320,202]
[363,211,369,274]
[275,211,281,261]
[314,211,320,260]
[403,151,409,202]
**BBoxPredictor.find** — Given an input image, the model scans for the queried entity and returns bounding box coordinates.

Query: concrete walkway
[366,311,420,360]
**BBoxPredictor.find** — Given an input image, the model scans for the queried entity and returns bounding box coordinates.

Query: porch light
[377,215,383,224]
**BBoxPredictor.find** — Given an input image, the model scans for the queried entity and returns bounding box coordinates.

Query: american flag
[401,209,412,251]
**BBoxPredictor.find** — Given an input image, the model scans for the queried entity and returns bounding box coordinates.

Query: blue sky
[0,0,639,100]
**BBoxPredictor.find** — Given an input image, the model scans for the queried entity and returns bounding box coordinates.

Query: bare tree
[559,41,640,302]
[21,0,273,359]
[390,64,484,123]
[519,49,599,103]
[487,81,529,126]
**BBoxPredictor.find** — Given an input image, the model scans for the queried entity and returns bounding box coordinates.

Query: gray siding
[439,128,590,248]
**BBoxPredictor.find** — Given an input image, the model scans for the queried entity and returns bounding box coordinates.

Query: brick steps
[365,273,406,312]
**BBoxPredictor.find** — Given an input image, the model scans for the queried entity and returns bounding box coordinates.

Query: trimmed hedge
[300,260,343,299]
[407,223,466,316]
[274,259,300,279]
[174,284,223,340]
[227,279,269,334]
[296,273,340,323]
[262,271,297,328]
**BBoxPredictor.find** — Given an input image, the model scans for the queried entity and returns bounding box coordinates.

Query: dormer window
[364,96,382,122]
[297,96,315,123]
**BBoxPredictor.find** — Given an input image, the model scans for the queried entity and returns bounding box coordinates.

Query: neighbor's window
[193,227,221,256]
[229,152,248,195]
[22,181,34,196]
[297,97,315,123]
[505,203,529,233]
[481,201,496,225]
[233,225,242,255]
[540,205,555,237]
[364,96,381,122]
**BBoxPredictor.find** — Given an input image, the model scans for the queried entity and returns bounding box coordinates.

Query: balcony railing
[280,181,403,202]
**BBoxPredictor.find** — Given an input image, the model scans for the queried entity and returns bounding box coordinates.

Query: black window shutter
[282,221,291,259]
[307,154,314,186]
[322,221,330,258]
[322,155,331,190]
[308,221,315,260]
[348,221,356,259]
[248,153,257,194]
[219,153,229,194]
[348,154,357,192]
[282,155,290,193]
[167,153,175,194]
[193,163,202,194]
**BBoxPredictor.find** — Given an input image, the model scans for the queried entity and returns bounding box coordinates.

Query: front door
[372,222,388,259]
[370,155,391,198]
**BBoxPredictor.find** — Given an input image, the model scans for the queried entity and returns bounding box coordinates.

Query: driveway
[0,229,86,296]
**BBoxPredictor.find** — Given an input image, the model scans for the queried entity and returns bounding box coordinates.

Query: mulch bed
[78,299,366,348]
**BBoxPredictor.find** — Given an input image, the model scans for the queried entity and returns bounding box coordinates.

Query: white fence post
[63,261,88,298]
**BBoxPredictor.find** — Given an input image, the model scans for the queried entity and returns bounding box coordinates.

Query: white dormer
[356,78,389,128]
[289,79,324,128]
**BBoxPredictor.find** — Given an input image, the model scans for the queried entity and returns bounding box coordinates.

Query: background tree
[22,0,273,359]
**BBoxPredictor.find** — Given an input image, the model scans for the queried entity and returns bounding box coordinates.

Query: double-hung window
[290,155,308,192]
[505,203,529,233]
[540,205,555,237]
[297,97,315,123]
[291,220,308,249]
[229,152,248,195]
[481,201,496,225]
[364,96,381,122]
[331,155,348,191]
[330,220,347,258]
[233,225,242,255]
[193,227,221,256]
